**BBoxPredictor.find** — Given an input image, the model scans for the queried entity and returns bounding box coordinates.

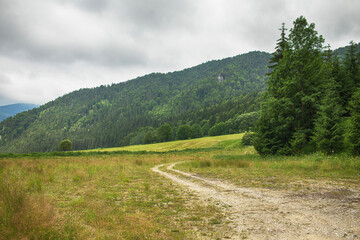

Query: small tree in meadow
[59,139,72,151]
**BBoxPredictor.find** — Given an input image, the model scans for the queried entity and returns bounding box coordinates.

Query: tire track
[152,162,360,239]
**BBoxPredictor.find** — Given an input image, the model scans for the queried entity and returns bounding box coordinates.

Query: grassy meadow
[86,133,246,152]
[1,133,359,239]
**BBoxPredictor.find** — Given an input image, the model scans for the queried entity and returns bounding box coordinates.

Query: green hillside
[0,51,270,153]
[87,133,250,153]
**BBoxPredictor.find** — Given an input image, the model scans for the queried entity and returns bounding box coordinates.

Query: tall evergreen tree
[343,41,360,111]
[313,79,345,154]
[268,23,288,71]
[347,89,360,155]
[254,16,325,155]
[332,55,347,109]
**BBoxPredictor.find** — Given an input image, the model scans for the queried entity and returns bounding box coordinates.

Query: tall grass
[0,179,70,240]
[0,154,228,239]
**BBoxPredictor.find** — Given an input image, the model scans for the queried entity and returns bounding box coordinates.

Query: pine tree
[268,23,288,71]
[332,55,347,109]
[254,16,325,155]
[347,89,360,155]
[313,80,345,154]
[343,41,360,111]
[254,95,294,155]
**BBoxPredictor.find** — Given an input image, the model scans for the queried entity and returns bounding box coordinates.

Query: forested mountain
[0,51,270,153]
[334,42,360,61]
[0,103,38,122]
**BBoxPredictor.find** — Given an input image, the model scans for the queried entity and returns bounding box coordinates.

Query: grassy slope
[87,133,247,152]
[1,133,359,239]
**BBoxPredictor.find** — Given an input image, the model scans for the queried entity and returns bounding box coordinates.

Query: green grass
[176,152,360,191]
[86,133,245,152]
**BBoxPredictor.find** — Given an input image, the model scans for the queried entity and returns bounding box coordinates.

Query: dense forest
[254,16,360,156]
[0,51,270,153]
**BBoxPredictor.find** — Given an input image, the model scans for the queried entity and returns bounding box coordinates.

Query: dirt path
[152,163,360,240]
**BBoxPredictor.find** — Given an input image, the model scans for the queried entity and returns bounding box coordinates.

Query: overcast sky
[0,0,359,105]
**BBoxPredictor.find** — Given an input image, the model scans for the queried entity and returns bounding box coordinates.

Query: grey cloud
[0,0,149,67]
[6,43,149,67]
[0,73,11,84]
[73,0,109,12]
[317,3,360,41]
[0,74,14,105]
[0,97,14,106]
[115,0,193,31]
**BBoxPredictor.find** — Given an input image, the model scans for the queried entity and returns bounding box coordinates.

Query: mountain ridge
[0,51,270,153]
[0,103,39,122]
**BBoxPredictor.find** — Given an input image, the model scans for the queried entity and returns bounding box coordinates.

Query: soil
[152,163,360,240]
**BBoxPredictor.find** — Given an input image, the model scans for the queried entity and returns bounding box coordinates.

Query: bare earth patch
[152,163,360,240]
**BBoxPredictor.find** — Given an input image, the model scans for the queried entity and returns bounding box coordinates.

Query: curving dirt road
[152,163,360,239]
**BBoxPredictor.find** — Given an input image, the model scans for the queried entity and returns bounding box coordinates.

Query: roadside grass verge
[176,152,360,191]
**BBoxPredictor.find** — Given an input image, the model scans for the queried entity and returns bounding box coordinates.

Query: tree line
[254,16,360,155]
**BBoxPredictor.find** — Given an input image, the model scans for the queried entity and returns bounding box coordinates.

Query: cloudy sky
[0,0,359,105]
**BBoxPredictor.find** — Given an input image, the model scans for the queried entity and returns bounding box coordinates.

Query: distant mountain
[333,42,360,60]
[0,51,271,153]
[0,103,39,122]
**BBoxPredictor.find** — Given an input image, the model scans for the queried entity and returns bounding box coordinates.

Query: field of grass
[1,133,359,239]
[86,133,245,152]
[0,153,231,239]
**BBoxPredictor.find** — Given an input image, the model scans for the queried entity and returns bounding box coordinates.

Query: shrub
[59,139,72,151]
[242,132,255,146]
